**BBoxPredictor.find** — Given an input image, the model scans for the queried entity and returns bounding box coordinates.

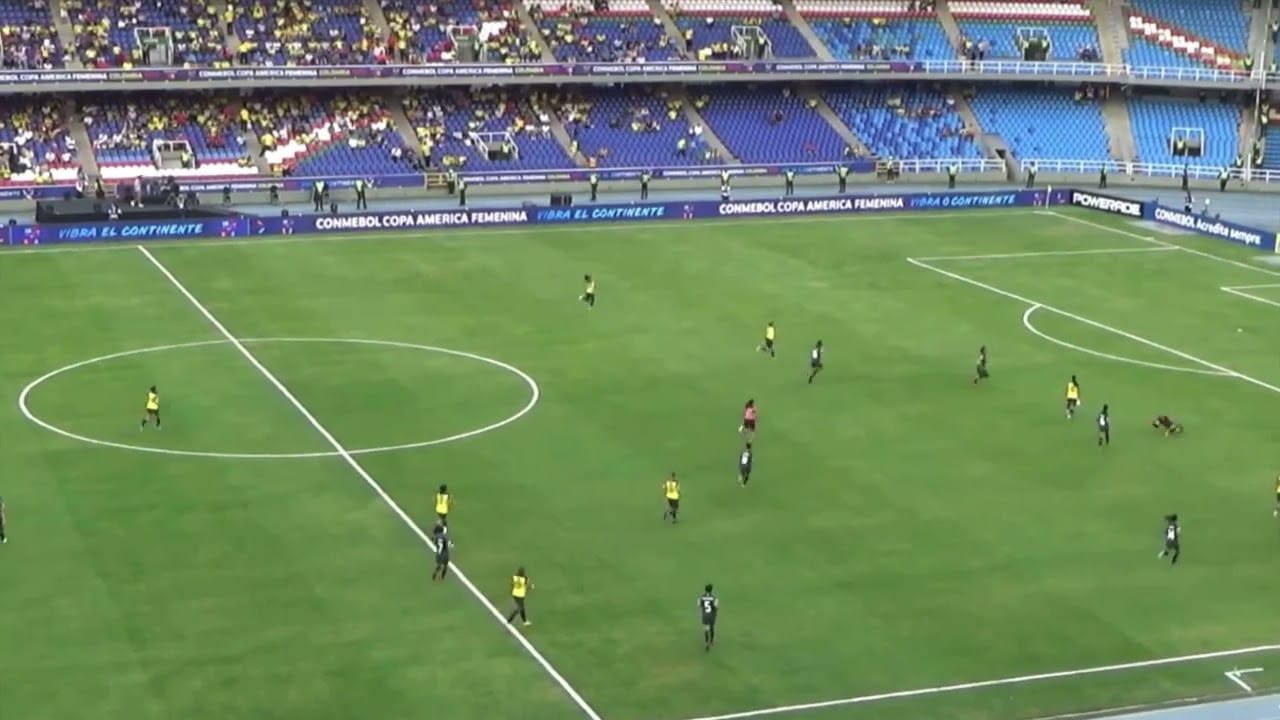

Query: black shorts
[811,359,823,369]
[1098,425,1109,435]
[435,553,449,567]
[1165,539,1179,552]
[976,364,988,378]
[1274,492,1279,505]
[437,512,448,524]
[667,498,679,511]
[583,292,595,302]
[513,596,526,610]
[702,614,716,628]
[764,338,774,350]
[739,464,752,477]
[742,419,756,431]
[145,408,158,416]
[1066,398,1078,409]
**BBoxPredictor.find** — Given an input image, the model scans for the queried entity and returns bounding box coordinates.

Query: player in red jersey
[1151,415,1183,436]
[739,399,757,440]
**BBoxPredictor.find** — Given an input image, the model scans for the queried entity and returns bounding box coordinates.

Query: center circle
[16,338,540,460]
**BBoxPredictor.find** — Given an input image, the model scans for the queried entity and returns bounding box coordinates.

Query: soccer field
[6,206,1280,720]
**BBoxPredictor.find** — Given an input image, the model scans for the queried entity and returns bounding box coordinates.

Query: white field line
[915,247,1177,262]
[0,208,1042,257]
[675,645,1280,720]
[1040,210,1280,281]
[1224,284,1280,290]
[136,246,602,720]
[1021,305,1227,377]
[1221,287,1280,309]
[906,258,1280,393]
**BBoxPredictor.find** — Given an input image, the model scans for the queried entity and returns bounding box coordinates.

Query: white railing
[895,158,1005,173]
[912,59,1259,84]
[1021,159,1280,184]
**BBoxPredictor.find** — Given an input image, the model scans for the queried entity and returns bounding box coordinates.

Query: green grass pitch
[5,207,1280,720]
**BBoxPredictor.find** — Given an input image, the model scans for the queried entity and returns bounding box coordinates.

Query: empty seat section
[564,88,709,168]
[806,16,954,61]
[1128,97,1239,167]
[955,20,1100,61]
[1122,36,1201,68]
[1129,0,1246,53]
[695,89,846,164]
[823,85,983,160]
[965,88,1107,161]
[673,17,815,58]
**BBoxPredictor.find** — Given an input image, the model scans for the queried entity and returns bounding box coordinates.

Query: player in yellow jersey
[506,566,533,627]
[1065,375,1081,418]
[435,484,451,525]
[140,386,161,430]
[757,321,776,358]
[663,472,681,524]
[580,274,596,308]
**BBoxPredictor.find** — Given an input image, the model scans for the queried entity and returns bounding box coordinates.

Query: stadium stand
[250,93,412,177]
[0,99,78,185]
[667,0,816,59]
[1128,95,1240,167]
[796,1,955,62]
[0,0,63,69]
[403,88,574,171]
[528,0,678,62]
[83,96,255,180]
[382,0,534,64]
[1124,1,1248,69]
[64,0,230,67]
[965,86,1110,161]
[822,85,983,160]
[1263,122,1280,170]
[949,1,1101,62]
[696,88,846,163]
[562,87,716,168]
[232,0,383,65]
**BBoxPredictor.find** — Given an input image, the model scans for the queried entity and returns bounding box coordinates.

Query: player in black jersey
[807,340,824,384]
[1097,404,1110,446]
[431,521,451,581]
[699,583,718,651]
[1158,514,1180,565]
[738,443,753,486]
[973,345,989,385]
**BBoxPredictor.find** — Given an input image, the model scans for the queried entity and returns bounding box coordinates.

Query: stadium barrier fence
[1065,189,1278,252]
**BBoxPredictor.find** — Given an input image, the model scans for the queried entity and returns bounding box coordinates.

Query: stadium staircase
[215,0,239,56]
[514,1,558,62]
[235,101,274,175]
[674,88,740,163]
[64,99,101,179]
[1237,104,1258,168]
[801,87,870,157]
[645,0,688,56]
[1101,94,1137,162]
[361,0,393,40]
[933,0,965,57]
[48,0,81,67]
[779,0,834,61]
[1246,0,1269,66]
[1124,6,1247,69]
[1083,0,1127,64]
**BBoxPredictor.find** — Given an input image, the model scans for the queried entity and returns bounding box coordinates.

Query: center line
[136,245,602,720]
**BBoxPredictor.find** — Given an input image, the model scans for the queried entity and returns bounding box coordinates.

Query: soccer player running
[699,583,719,651]
[663,472,681,523]
[1158,514,1180,565]
[435,484,452,526]
[1097,404,1110,447]
[431,522,451,581]
[140,385,160,430]
[757,322,776,358]
[579,274,596,308]
[1065,375,1081,418]
[0,495,6,545]
[506,567,533,627]
[1151,415,1183,437]
[973,346,989,385]
[1273,475,1280,518]
[738,443,753,487]
[739,399,757,441]
[808,340,824,384]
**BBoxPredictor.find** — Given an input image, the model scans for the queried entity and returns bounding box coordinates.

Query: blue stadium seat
[807,17,954,61]
[674,16,815,58]
[1129,0,1247,53]
[0,0,63,68]
[956,19,1100,61]
[1122,36,1202,68]
[965,88,1109,161]
[823,85,983,160]
[1128,97,1239,167]
[697,89,846,163]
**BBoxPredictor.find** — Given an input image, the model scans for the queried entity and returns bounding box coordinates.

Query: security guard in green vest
[312,179,327,211]
[1098,164,1108,189]
[1025,161,1038,189]
[180,149,193,169]
[354,177,368,210]
[836,164,848,193]
[446,168,457,194]
[458,176,468,206]
[720,169,731,201]
[1174,138,1187,156]
[1219,166,1230,192]
[676,137,688,158]
[1233,153,1244,170]
[784,168,795,196]
[589,171,599,202]
[640,170,651,200]
[947,162,958,189]
[1244,55,1254,73]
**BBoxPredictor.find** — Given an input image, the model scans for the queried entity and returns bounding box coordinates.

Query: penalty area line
[675,645,1280,720]
[915,246,1177,262]
[135,245,603,720]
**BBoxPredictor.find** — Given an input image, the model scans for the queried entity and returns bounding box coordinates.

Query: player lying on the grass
[1151,415,1183,436]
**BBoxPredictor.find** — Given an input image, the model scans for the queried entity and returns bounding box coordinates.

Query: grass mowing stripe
[674,645,1280,720]
[134,245,604,720]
